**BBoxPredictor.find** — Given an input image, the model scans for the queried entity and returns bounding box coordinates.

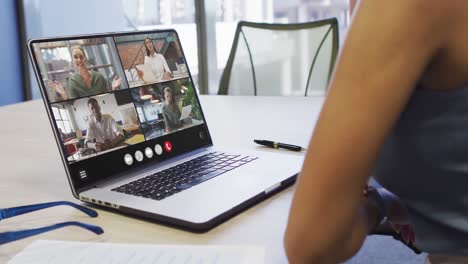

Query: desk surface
[0,95,324,263]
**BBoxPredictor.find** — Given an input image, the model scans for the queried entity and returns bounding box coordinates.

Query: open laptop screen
[29,30,212,191]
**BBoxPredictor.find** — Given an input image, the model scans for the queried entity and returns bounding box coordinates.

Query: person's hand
[48,80,69,100]
[111,75,122,91]
[103,139,112,150]
[136,68,144,81]
[162,71,173,80]
[95,142,105,152]
[110,135,125,146]
[94,140,111,152]
[378,188,416,245]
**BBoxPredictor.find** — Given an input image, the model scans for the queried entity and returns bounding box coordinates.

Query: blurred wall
[0,0,24,106]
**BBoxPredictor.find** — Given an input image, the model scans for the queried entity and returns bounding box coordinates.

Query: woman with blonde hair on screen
[49,46,121,101]
[284,0,468,263]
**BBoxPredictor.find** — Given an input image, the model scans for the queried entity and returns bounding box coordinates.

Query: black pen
[254,139,305,152]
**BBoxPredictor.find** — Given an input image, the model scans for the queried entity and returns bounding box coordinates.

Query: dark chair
[218,18,339,96]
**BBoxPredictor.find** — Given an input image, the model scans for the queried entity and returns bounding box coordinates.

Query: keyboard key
[229,161,247,167]
[241,156,258,162]
[177,170,224,190]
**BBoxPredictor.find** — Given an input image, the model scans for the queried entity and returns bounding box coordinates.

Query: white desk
[0,95,325,263]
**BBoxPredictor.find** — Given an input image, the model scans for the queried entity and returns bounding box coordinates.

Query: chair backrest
[218,18,339,96]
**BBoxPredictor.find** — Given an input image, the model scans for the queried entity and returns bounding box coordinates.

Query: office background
[0,2,432,263]
[0,0,349,106]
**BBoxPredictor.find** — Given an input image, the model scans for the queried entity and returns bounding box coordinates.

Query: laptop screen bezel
[28,29,214,196]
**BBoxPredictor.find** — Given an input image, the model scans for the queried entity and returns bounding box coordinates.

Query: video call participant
[285,1,468,264]
[136,37,173,83]
[49,46,122,100]
[84,98,124,152]
[161,87,183,133]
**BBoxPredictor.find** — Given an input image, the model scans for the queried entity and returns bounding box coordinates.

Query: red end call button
[164,141,172,152]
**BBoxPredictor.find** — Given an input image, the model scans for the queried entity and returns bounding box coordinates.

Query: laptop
[28,29,304,232]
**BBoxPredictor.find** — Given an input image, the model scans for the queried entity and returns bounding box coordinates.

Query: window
[22,0,348,97]
[212,0,349,94]
[52,106,72,134]
[22,0,197,99]
[136,105,146,122]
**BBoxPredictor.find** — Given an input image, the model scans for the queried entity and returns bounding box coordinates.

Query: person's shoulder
[360,0,463,24]
[356,0,464,47]
[410,0,465,23]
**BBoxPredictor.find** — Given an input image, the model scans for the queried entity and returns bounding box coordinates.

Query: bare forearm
[285,198,380,264]
[341,198,381,259]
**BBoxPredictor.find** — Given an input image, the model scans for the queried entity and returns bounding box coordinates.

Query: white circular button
[145,147,153,158]
[124,154,133,165]
[154,144,163,155]
[134,150,144,162]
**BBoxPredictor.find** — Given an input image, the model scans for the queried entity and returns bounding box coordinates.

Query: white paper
[135,64,158,82]
[8,240,265,264]
[180,104,192,120]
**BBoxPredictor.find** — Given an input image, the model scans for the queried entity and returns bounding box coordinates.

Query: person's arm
[137,57,148,82]
[108,134,125,148]
[160,54,173,80]
[85,124,108,152]
[111,75,122,91]
[284,1,456,263]
[84,123,96,149]
[173,104,183,127]
[109,117,125,147]
[48,80,69,101]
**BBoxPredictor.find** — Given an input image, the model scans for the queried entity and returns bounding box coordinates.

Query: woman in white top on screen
[136,37,173,83]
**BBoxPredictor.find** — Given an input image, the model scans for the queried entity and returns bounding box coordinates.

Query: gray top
[68,70,108,99]
[162,103,182,131]
[374,85,468,254]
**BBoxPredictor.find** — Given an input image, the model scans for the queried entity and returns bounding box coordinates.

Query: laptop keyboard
[111,152,257,201]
